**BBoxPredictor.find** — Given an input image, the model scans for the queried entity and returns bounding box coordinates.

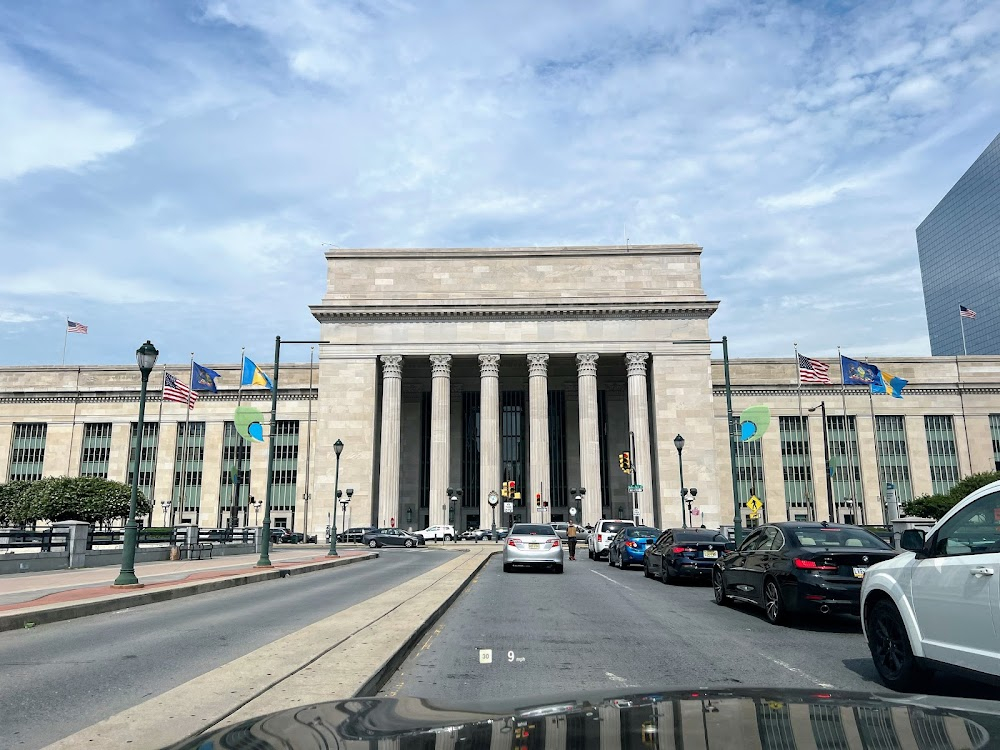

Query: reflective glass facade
[924,415,960,495]
[917,132,1000,355]
[79,423,112,478]
[8,423,46,482]
[778,416,814,520]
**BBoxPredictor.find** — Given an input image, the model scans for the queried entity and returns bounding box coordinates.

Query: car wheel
[643,561,653,579]
[588,548,594,560]
[554,564,564,574]
[404,539,414,548]
[444,534,453,541]
[663,563,676,584]
[713,570,730,606]
[867,599,924,690]
[368,540,378,548]
[608,550,616,566]
[620,554,630,570]
[763,578,787,625]
[503,563,512,573]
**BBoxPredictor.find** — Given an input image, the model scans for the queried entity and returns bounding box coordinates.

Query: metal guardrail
[0,529,70,552]
[87,528,185,549]
[198,528,256,544]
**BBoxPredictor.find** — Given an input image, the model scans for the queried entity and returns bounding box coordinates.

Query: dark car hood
[170,687,1000,749]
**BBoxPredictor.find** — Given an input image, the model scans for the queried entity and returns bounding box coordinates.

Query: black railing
[0,529,70,552]
[87,528,185,550]
[198,528,255,544]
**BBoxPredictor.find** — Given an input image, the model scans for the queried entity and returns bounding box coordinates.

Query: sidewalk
[0,546,377,632]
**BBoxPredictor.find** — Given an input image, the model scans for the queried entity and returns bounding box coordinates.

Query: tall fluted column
[377,355,403,525]
[576,353,602,523]
[478,354,501,527]
[625,352,654,524]
[429,355,452,527]
[528,354,550,522]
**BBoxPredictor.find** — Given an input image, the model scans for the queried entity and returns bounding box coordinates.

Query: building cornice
[310,301,721,323]
[0,390,318,405]
[325,244,703,260]
[715,385,1000,397]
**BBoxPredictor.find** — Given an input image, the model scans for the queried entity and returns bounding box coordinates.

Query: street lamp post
[251,496,262,525]
[687,487,698,526]
[447,487,462,543]
[114,340,159,587]
[160,499,170,527]
[674,434,687,528]
[328,439,344,557]
[570,488,586,526]
[808,402,836,521]
[488,490,499,541]
[340,487,353,538]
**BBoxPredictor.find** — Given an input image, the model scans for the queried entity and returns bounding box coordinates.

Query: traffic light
[535,493,541,508]
[510,480,520,500]
[618,451,631,474]
[501,481,509,498]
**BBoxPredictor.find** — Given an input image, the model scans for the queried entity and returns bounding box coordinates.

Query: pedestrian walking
[567,521,578,560]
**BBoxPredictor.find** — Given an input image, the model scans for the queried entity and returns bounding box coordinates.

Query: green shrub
[0,477,149,526]
[902,471,1000,519]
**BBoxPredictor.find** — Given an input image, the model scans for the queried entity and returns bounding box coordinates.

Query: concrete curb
[352,548,499,697]
[0,552,379,633]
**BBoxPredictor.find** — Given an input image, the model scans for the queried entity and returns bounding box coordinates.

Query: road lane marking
[590,570,633,591]
[759,653,836,689]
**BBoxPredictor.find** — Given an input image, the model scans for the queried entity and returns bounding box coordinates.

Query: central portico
[310,245,721,533]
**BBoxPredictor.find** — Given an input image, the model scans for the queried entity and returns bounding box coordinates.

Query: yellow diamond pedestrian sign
[747,495,763,518]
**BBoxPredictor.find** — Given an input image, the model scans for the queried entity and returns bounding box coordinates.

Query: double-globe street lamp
[674,434,687,528]
[160,499,171,528]
[328,439,344,557]
[447,487,462,543]
[340,487,354,538]
[570,488,586,526]
[113,340,159,588]
[251,496,262,525]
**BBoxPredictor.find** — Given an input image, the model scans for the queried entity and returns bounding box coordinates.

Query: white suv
[861,480,1000,690]
[414,525,456,541]
[588,519,636,559]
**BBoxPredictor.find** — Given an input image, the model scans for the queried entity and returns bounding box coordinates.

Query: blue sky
[1,0,999,367]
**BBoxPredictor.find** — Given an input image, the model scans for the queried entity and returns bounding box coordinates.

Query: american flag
[163,372,198,409]
[798,353,832,384]
[66,320,88,334]
[960,305,977,319]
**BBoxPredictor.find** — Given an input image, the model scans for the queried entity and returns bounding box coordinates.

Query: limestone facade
[3,246,1000,535]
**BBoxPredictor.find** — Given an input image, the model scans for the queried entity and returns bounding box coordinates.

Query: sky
[1,0,999,367]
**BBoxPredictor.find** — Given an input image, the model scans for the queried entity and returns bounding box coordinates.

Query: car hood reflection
[170,687,1000,749]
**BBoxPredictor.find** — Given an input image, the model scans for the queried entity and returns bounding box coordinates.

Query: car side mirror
[900,529,926,553]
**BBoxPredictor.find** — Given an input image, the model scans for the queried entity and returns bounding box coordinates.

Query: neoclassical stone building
[3,245,1000,536]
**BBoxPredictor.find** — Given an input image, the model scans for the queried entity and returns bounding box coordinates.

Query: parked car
[336,526,376,543]
[460,528,493,541]
[361,528,425,548]
[608,526,660,569]
[414,525,457,541]
[588,519,636,560]
[494,527,510,541]
[713,522,896,625]
[644,528,729,583]
[270,528,298,544]
[283,531,318,544]
[550,522,589,541]
[862,481,1000,690]
[502,523,563,573]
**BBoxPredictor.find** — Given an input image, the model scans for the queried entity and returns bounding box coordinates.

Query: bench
[179,542,214,560]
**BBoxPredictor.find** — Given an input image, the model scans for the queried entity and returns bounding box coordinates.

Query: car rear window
[790,527,892,549]
[627,527,660,538]
[675,531,728,543]
[600,522,634,535]
[511,524,556,536]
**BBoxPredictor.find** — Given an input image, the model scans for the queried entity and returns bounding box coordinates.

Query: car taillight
[551,539,560,547]
[672,546,695,554]
[507,538,519,547]
[625,540,638,548]
[794,558,837,571]
[597,534,603,541]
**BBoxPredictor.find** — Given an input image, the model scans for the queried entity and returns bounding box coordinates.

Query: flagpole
[176,353,194,526]
[959,306,968,356]
[303,346,315,542]
[61,322,69,366]
[956,355,973,476]
[66,366,82,475]
[149,365,165,527]
[867,378,885,525]
[837,347,860,524]
[793,342,802,522]
[230,348,246,529]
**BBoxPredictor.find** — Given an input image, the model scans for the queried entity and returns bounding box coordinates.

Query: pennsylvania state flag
[840,355,879,386]
[241,356,273,389]
[191,362,221,392]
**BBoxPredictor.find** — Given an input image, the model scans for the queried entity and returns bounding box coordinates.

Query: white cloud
[0,58,136,181]
[0,310,44,324]
[0,269,179,305]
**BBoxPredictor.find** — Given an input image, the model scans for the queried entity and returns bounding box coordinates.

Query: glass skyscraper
[917,132,1000,355]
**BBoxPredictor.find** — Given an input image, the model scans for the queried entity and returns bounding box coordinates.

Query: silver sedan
[502,523,564,574]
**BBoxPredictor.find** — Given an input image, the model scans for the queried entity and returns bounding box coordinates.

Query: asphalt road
[379,553,1000,707]
[0,548,458,750]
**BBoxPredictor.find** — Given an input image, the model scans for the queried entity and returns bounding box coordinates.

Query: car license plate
[529,543,540,550]
[702,550,718,559]
[853,566,867,579]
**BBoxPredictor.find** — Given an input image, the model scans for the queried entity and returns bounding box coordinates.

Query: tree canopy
[902,471,1000,520]
[0,477,149,526]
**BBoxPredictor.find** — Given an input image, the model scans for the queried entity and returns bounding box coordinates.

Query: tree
[903,471,1000,520]
[0,477,149,526]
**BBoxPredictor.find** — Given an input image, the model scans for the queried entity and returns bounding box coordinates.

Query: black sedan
[361,528,425,548]
[713,522,897,625]
[643,528,730,583]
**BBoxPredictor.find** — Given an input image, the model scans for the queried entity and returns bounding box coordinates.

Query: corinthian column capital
[478,354,500,378]
[430,354,452,377]
[380,355,403,379]
[527,353,549,377]
[624,352,649,377]
[576,352,599,376]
